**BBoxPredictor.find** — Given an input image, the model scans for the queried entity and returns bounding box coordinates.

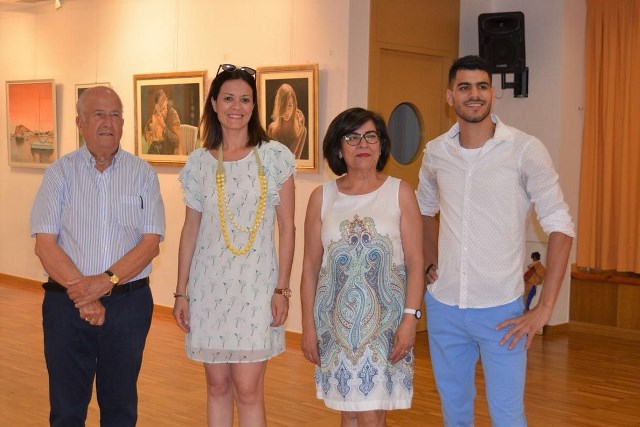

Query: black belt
[42,277,149,296]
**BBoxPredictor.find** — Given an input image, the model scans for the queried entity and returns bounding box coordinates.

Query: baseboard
[566,321,640,341]
[0,273,309,339]
[0,273,177,317]
[0,273,42,289]
[542,323,570,335]
[154,304,173,317]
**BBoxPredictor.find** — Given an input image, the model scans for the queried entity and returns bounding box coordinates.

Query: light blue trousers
[426,290,527,427]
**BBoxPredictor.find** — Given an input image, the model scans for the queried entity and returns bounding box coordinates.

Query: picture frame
[75,83,110,148]
[6,79,57,168]
[257,64,319,172]
[133,71,206,165]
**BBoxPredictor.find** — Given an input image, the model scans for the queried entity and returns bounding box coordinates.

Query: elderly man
[30,86,165,426]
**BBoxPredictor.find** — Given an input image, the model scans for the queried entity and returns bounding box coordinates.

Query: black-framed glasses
[216,63,256,77]
[342,131,380,146]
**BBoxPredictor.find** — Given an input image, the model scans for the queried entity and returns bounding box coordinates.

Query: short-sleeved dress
[179,141,295,363]
[314,177,414,411]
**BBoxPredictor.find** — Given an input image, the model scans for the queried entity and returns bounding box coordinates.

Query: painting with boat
[6,79,57,168]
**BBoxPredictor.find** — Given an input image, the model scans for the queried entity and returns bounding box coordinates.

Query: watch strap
[403,307,422,319]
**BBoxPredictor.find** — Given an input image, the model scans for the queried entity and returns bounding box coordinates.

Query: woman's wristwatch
[274,288,292,298]
[403,307,422,319]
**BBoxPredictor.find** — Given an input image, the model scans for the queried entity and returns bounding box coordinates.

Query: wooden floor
[1,276,640,426]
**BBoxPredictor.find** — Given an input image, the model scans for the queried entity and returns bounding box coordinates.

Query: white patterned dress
[179,141,295,363]
[314,177,413,411]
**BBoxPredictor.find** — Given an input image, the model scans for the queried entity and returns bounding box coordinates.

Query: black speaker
[478,12,526,74]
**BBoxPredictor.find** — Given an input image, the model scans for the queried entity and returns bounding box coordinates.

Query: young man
[417,55,574,426]
[31,86,165,426]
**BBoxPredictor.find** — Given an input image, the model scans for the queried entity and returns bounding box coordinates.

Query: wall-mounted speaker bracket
[500,67,529,98]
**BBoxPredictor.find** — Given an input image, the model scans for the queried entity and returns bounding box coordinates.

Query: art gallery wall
[0,0,370,333]
[0,0,585,331]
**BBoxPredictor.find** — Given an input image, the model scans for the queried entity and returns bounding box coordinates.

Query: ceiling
[0,0,55,12]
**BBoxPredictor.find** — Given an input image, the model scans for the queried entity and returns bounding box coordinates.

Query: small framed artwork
[257,64,319,173]
[75,83,110,148]
[133,71,206,165]
[6,79,57,168]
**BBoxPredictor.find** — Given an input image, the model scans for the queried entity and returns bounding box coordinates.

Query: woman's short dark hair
[200,68,269,150]
[323,107,391,175]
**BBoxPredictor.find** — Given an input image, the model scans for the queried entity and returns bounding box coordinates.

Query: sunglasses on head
[216,64,256,77]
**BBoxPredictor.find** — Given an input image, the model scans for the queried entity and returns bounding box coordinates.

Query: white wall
[0,0,369,333]
[0,0,584,330]
[460,0,585,324]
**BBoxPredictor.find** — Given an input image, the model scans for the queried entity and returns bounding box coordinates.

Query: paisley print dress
[314,177,413,410]
[179,141,295,363]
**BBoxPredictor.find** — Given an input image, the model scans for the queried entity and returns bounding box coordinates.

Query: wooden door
[369,0,460,329]
[369,0,460,187]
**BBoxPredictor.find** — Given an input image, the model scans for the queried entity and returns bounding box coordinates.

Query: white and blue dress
[314,177,413,411]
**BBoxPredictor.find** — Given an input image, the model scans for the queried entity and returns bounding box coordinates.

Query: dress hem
[317,396,412,411]
[186,348,285,364]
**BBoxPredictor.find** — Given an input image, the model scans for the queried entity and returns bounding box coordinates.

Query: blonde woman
[267,83,307,158]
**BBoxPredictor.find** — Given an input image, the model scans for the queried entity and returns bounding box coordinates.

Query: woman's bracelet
[173,292,189,301]
[425,264,436,275]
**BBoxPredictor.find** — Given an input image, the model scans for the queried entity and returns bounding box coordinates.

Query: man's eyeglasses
[342,131,380,146]
[216,64,256,77]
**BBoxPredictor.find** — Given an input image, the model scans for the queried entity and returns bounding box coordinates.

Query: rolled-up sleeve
[521,139,575,237]
[417,144,440,217]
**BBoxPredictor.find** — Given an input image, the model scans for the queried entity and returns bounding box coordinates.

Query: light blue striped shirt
[30,145,165,280]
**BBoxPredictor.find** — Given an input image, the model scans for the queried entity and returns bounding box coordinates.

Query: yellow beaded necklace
[216,146,267,255]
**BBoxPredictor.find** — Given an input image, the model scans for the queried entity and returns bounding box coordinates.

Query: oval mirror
[388,102,422,165]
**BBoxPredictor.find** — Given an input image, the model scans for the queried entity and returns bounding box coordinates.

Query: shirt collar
[80,144,121,170]
[444,114,508,151]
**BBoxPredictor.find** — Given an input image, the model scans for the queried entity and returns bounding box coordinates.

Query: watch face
[276,288,292,298]
[105,270,119,285]
[415,309,422,319]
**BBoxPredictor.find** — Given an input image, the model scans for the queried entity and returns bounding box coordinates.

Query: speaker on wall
[478,11,526,74]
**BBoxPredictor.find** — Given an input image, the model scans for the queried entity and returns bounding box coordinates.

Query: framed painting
[6,79,57,168]
[75,83,110,148]
[133,71,205,165]
[257,64,319,172]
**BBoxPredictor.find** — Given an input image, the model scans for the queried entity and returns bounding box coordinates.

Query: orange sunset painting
[7,80,57,167]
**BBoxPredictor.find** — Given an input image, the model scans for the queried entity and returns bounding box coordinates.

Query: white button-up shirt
[30,145,166,279]
[417,115,574,308]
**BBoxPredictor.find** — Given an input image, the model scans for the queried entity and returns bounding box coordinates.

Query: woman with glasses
[300,107,424,426]
[267,83,307,158]
[173,64,295,426]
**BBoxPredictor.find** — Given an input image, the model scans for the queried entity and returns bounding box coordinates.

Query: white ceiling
[0,0,53,12]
